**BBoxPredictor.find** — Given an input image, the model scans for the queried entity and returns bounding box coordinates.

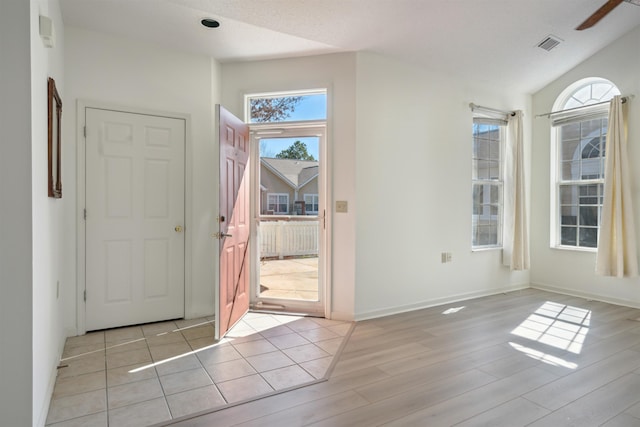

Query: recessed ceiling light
[201,18,220,28]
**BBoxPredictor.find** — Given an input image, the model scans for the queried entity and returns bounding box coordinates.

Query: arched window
[552,78,620,249]
[561,80,619,109]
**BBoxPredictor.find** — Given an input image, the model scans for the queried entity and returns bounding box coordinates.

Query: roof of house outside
[261,157,319,189]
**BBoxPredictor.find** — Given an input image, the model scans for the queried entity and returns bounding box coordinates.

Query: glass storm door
[251,125,326,315]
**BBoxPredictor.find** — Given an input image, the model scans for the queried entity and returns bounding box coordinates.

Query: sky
[257,92,325,160]
[288,93,326,121]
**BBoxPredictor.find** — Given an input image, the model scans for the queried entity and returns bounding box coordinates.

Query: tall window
[552,79,620,249]
[267,193,289,214]
[472,119,504,248]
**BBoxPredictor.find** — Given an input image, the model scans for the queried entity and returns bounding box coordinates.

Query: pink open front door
[215,105,250,340]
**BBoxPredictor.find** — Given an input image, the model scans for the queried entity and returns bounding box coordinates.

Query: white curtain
[595,96,638,277]
[503,111,530,270]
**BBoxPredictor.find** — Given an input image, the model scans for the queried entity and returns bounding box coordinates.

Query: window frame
[303,194,319,215]
[471,119,505,250]
[554,118,607,250]
[550,78,619,251]
[267,193,289,215]
[245,89,327,124]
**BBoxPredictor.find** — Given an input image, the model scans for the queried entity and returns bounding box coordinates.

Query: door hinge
[83,126,87,138]
[83,290,86,302]
[323,209,326,230]
[83,209,87,220]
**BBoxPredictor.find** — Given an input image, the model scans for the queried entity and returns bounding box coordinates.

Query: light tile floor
[46,313,353,427]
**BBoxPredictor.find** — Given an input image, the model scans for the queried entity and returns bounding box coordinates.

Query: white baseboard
[329,311,355,322]
[354,283,531,321]
[530,282,640,310]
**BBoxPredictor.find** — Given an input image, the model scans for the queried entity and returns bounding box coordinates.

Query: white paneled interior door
[85,108,185,331]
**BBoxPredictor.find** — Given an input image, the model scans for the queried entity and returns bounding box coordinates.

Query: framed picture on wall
[48,77,62,198]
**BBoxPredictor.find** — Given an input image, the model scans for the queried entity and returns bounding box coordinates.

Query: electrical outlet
[336,200,348,213]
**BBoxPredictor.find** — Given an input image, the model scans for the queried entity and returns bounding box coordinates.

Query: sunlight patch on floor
[511,301,590,354]
[508,342,578,369]
[442,306,465,315]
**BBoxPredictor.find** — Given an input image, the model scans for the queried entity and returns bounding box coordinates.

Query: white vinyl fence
[259,219,319,259]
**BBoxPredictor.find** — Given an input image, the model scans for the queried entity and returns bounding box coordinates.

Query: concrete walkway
[259,257,318,301]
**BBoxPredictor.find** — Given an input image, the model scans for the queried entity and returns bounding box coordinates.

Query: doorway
[250,124,328,316]
[82,106,187,331]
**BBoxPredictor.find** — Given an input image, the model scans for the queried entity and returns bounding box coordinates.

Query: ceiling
[59,0,640,94]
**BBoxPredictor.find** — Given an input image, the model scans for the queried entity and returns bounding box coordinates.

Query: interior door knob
[175,225,183,233]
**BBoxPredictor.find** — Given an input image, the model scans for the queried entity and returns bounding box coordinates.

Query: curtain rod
[469,103,516,117]
[536,95,631,118]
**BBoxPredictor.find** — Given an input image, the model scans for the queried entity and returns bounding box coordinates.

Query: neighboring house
[260,158,319,215]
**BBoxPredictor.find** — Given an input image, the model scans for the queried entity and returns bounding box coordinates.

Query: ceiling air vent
[537,35,562,52]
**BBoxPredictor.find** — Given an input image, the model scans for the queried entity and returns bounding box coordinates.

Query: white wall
[64,27,221,328]
[531,26,640,306]
[31,0,67,424]
[222,52,532,321]
[0,2,34,425]
[0,0,66,424]
[221,53,358,320]
[353,52,531,319]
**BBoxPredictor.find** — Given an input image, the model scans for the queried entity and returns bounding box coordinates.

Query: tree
[250,96,302,122]
[275,141,316,161]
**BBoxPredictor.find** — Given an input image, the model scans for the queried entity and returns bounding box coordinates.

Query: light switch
[336,200,348,213]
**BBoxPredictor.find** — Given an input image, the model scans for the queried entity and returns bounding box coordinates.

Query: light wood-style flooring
[167,288,640,427]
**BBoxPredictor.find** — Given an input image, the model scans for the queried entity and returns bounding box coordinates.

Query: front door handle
[213,232,233,239]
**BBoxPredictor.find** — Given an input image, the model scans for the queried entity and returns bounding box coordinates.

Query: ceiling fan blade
[576,0,625,30]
